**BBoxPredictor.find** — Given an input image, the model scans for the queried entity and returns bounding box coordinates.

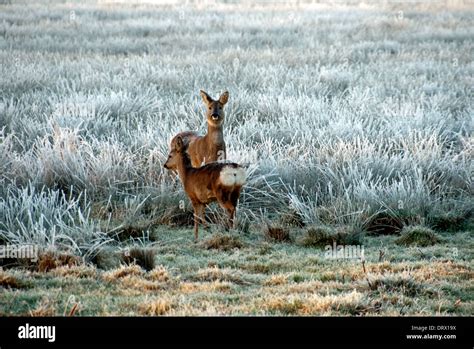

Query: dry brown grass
[264,224,291,242]
[193,266,251,285]
[120,276,167,291]
[261,290,366,315]
[103,265,174,291]
[139,297,173,316]
[409,261,473,281]
[263,274,288,286]
[284,280,344,294]
[263,296,304,315]
[29,297,56,317]
[179,280,232,294]
[50,264,97,278]
[102,264,144,282]
[148,266,170,282]
[37,251,81,272]
[201,234,243,251]
[0,269,26,289]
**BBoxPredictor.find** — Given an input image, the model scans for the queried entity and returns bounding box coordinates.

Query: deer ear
[219,91,229,105]
[175,136,184,150]
[200,90,213,105]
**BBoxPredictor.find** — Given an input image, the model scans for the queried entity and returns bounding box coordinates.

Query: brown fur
[170,136,244,241]
[187,90,228,167]
[164,131,199,172]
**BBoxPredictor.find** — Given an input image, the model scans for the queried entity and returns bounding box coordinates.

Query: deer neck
[176,152,193,183]
[205,124,224,147]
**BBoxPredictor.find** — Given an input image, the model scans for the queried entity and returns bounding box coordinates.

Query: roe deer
[167,135,245,241]
[164,131,199,173]
[163,90,229,172]
[187,90,228,167]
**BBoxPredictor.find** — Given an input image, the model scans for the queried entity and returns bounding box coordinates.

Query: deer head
[200,90,229,128]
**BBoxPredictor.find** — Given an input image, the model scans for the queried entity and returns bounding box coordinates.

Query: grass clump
[148,266,170,282]
[103,264,144,282]
[298,225,333,247]
[429,211,471,233]
[37,251,82,272]
[91,248,122,270]
[395,226,442,247]
[364,212,404,235]
[265,297,304,315]
[279,210,305,228]
[159,208,194,227]
[370,274,429,297]
[201,233,243,251]
[0,269,28,289]
[50,264,97,279]
[298,225,363,247]
[113,223,153,241]
[139,297,173,316]
[122,247,156,271]
[192,266,250,285]
[263,224,291,242]
[29,297,56,317]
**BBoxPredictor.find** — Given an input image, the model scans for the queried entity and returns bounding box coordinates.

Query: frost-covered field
[0,1,473,316]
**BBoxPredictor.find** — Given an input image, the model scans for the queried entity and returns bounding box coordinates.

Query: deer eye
[208,107,212,110]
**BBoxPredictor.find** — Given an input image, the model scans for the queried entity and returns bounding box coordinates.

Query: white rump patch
[219,166,246,186]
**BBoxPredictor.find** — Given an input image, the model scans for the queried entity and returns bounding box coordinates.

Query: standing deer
[163,90,228,172]
[164,131,199,174]
[165,135,245,241]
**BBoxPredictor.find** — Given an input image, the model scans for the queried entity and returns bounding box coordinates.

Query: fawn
[164,131,199,174]
[166,135,245,241]
[164,90,229,172]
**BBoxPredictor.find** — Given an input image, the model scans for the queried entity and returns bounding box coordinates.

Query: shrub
[298,225,334,247]
[395,226,442,247]
[429,211,471,233]
[122,247,156,271]
[263,224,291,242]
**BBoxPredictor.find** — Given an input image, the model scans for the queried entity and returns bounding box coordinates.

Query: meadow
[0,0,472,315]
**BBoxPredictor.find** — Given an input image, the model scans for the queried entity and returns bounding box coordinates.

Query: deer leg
[198,204,207,230]
[216,189,231,231]
[218,201,236,231]
[192,203,203,242]
[217,188,240,231]
[226,206,236,230]
[229,188,241,229]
